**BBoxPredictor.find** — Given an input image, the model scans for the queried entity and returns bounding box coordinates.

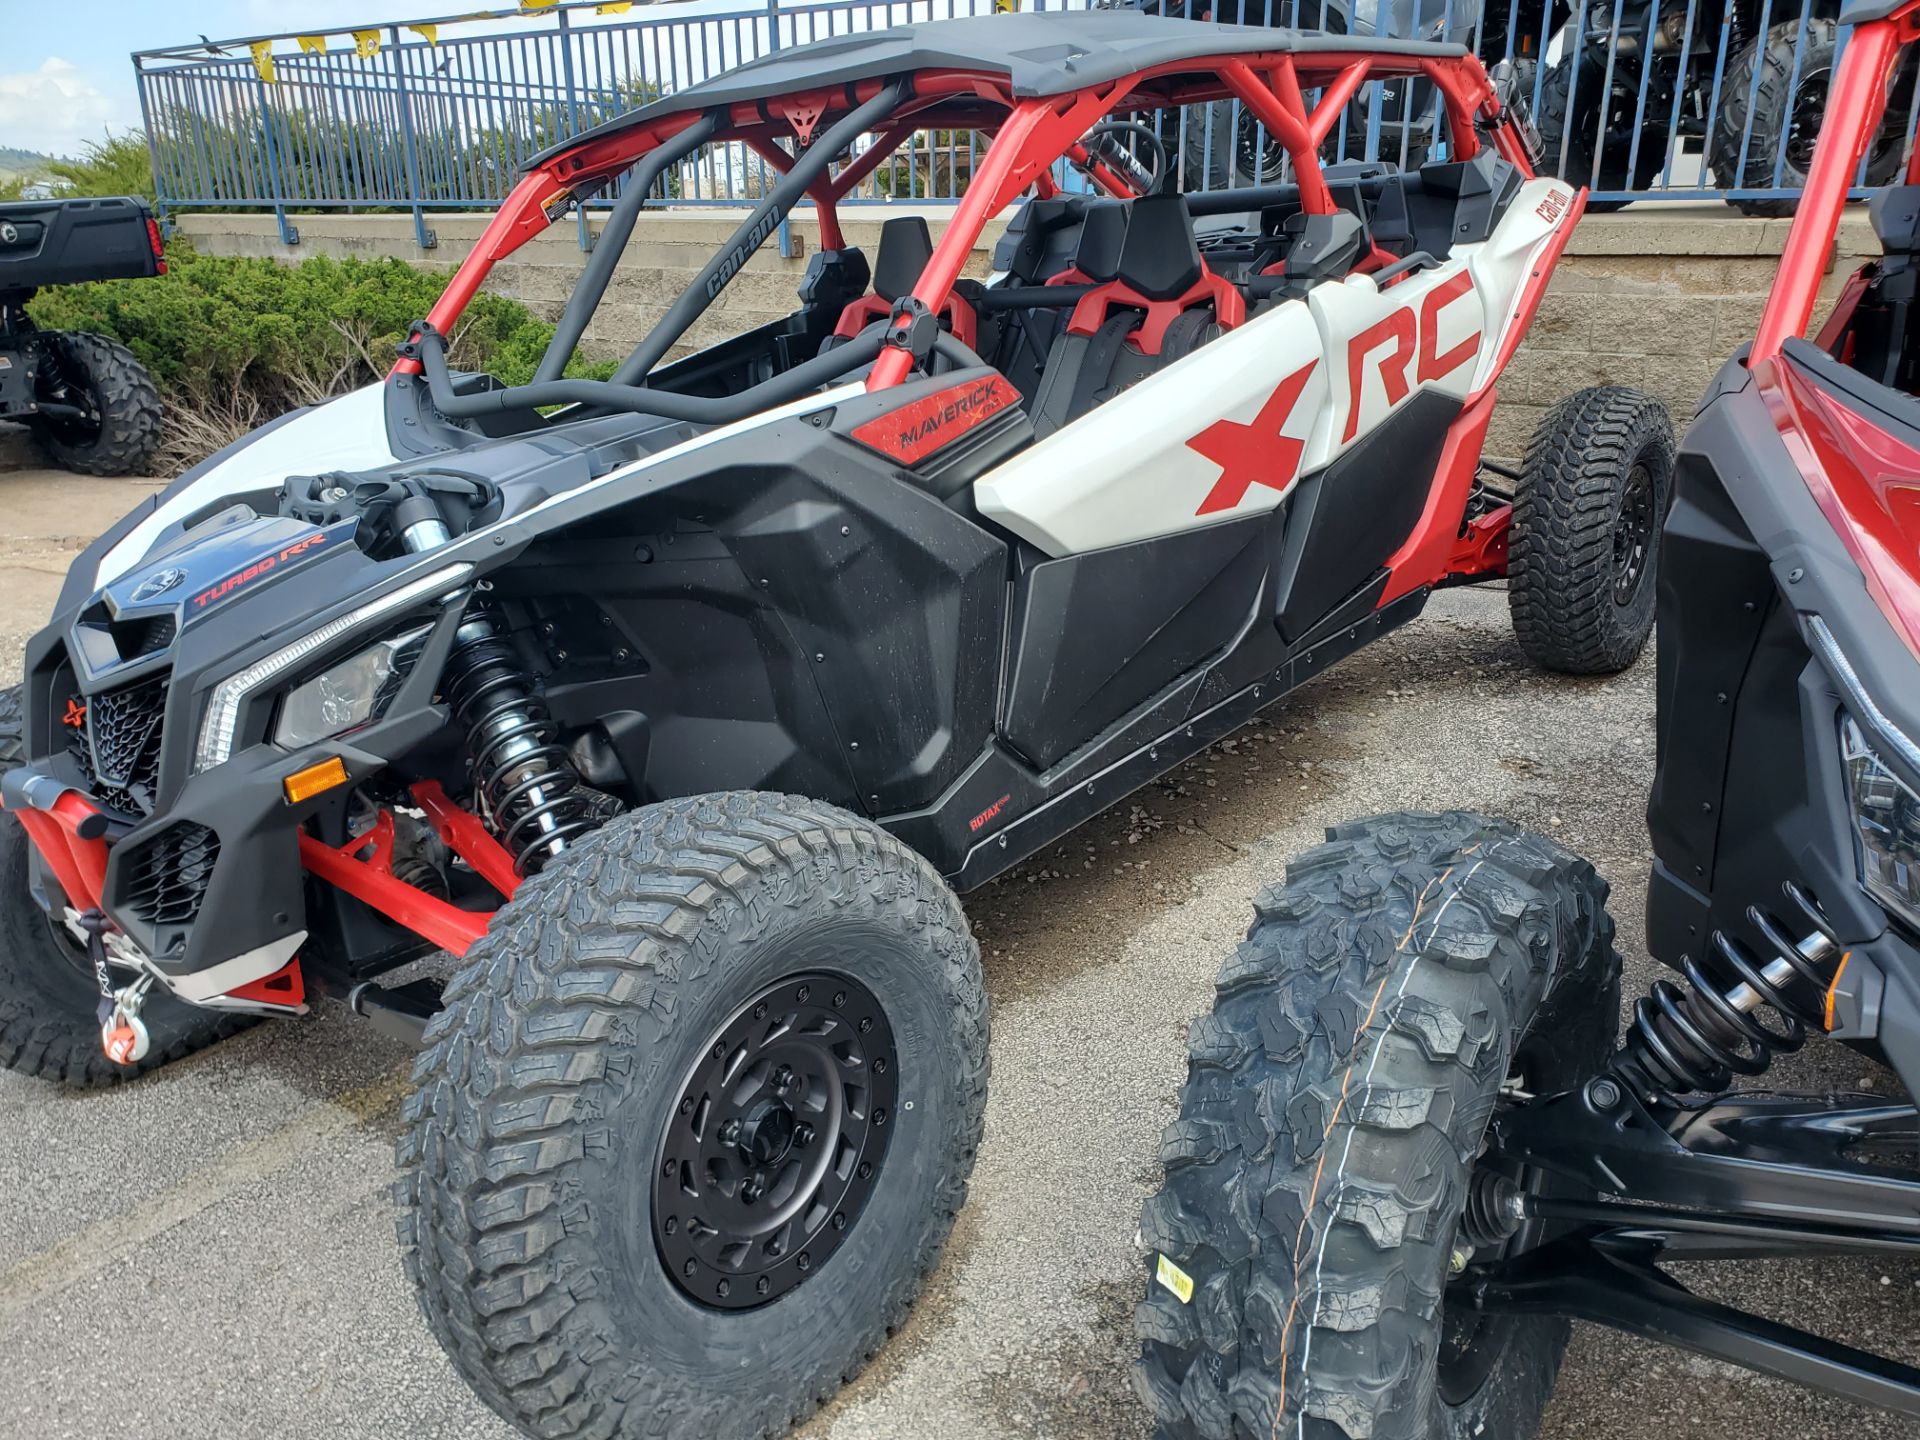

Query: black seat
[1112,193,1202,299]
[873,215,934,302]
[1846,186,1920,390]
[1028,196,1221,438]
[1872,186,1920,257]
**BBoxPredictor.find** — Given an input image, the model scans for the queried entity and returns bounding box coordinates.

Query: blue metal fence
[131,0,1919,246]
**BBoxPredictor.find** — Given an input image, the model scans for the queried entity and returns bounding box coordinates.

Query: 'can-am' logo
[128,567,186,602]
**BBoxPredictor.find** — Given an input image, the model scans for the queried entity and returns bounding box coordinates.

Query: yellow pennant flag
[352,29,382,58]
[597,2,635,12]
[993,0,1018,13]
[520,0,561,10]
[250,40,276,82]
[295,35,327,56]
[407,24,439,45]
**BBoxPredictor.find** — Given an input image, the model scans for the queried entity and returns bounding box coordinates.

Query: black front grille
[69,674,168,817]
[121,821,219,928]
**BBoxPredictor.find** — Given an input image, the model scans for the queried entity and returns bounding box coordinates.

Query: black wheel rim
[1786,69,1831,175]
[653,971,897,1311]
[1236,109,1288,183]
[1612,462,1657,606]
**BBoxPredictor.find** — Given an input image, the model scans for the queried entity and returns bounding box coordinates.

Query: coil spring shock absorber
[397,499,592,876]
[441,612,594,875]
[1602,882,1846,1107]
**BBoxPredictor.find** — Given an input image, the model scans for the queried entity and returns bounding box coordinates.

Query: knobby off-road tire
[30,331,161,477]
[397,791,990,1440]
[1533,53,1662,214]
[1135,811,1620,1440]
[1709,20,1910,219]
[1510,386,1675,675]
[0,685,249,1086]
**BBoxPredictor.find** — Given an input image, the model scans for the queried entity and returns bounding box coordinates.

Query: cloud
[0,57,136,160]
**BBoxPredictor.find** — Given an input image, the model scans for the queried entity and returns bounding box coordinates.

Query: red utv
[1135,4,1920,1437]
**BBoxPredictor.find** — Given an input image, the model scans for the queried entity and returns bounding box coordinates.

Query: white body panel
[975,176,1575,556]
[96,383,399,589]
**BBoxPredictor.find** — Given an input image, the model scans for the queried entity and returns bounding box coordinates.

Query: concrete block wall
[177,203,1880,457]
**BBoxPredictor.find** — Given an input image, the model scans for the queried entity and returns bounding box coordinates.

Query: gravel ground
[0,457,1914,1440]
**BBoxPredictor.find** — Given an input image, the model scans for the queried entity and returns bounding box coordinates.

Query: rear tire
[0,684,249,1086]
[396,791,989,1440]
[29,330,161,477]
[1134,812,1620,1440]
[1509,385,1674,675]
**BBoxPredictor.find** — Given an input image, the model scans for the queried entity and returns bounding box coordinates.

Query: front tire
[396,791,989,1440]
[1509,385,1675,675]
[1134,812,1620,1440]
[29,330,161,477]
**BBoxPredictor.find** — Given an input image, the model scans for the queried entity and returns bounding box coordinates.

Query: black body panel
[1274,386,1459,642]
[1001,517,1268,769]
[0,196,159,299]
[1648,353,1920,1081]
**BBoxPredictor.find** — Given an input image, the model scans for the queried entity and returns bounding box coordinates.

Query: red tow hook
[0,770,111,912]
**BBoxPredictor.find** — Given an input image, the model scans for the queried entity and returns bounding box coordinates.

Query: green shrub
[28,241,609,469]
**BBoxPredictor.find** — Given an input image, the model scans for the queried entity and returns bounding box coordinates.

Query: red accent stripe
[849,374,1022,466]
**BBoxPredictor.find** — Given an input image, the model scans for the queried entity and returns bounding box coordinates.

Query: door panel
[999,515,1269,770]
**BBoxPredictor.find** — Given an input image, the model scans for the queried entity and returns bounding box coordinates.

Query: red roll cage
[401,45,1527,396]
[1753,0,1920,362]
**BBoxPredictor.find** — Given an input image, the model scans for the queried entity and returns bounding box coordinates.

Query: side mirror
[1488,59,1546,171]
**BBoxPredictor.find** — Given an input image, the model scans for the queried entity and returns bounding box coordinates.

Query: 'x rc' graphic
[1186,359,1318,516]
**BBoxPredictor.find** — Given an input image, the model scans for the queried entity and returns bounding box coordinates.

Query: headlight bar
[192,564,473,774]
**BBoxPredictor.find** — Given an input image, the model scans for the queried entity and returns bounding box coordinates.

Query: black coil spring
[1609,882,1842,1105]
[442,615,594,875]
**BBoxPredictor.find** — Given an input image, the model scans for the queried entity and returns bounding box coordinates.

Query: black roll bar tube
[415,323,884,423]
[610,80,907,387]
[534,111,722,384]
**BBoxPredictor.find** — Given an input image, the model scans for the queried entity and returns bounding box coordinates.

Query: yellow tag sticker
[1155,1254,1194,1305]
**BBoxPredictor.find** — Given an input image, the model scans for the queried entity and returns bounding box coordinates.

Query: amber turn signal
[283,756,349,805]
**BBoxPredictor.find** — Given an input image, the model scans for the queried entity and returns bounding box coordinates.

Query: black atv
[0,196,164,476]
[1531,0,1918,214]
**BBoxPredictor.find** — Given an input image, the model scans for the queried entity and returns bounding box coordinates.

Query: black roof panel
[531,11,1466,168]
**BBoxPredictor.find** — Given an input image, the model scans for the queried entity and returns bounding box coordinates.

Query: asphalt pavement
[0,448,1915,1440]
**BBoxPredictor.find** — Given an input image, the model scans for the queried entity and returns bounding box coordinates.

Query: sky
[0,0,643,158]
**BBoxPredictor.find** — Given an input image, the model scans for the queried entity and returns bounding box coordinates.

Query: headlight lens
[1842,714,1920,930]
[192,563,470,774]
[273,625,431,751]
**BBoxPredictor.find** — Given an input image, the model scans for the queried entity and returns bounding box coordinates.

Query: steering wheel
[1077,120,1167,196]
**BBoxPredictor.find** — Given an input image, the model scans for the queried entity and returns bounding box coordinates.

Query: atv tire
[1710,20,1909,218]
[1182,101,1289,190]
[1510,385,1674,675]
[1535,51,1664,213]
[1134,811,1620,1440]
[29,330,161,477]
[0,684,250,1086]
[397,791,989,1440]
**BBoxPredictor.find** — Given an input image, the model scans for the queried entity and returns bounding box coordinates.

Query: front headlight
[273,625,432,751]
[192,564,471,774]
[1842,714,1920,931]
